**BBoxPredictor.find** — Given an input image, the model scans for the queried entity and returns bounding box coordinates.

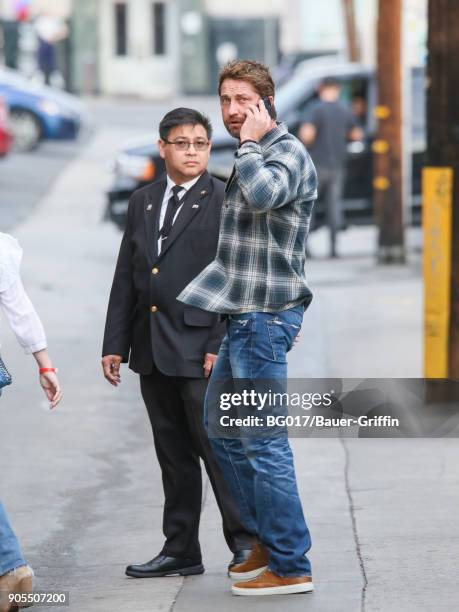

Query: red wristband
[39,368,58,373]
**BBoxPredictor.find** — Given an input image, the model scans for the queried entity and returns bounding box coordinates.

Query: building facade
[70,0,426,99]
[97,0,180,98]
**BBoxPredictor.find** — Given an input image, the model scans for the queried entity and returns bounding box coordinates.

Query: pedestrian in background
[0,232,62,612]
[34,12,68,86]
[299,77,363,258]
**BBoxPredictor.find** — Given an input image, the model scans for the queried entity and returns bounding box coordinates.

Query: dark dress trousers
[102,171,252,560]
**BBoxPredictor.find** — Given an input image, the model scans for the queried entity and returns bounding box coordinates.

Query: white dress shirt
[157,174,203,254]
[0,233,47,354]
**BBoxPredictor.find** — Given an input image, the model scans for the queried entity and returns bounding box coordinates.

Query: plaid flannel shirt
[177,122,317,314]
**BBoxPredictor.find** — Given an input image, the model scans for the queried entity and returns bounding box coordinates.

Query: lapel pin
[146,203,153,211]
[192,204,200,209]
[200,190,207,196]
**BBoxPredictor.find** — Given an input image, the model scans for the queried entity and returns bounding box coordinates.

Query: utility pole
[342,0,360,62]
[424,0,459,383]
[372,0,405,263]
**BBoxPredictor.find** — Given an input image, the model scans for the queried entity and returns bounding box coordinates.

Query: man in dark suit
[102,108,252,578]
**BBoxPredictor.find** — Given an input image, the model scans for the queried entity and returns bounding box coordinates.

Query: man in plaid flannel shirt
[178,60,317,596]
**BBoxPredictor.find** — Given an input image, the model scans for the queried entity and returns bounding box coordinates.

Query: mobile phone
[262,96,276,119]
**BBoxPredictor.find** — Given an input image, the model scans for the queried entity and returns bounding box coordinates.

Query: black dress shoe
[228,549,251,573]
[126,554,204,578]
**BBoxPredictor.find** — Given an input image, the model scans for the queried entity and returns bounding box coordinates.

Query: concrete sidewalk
[1,128,458,612]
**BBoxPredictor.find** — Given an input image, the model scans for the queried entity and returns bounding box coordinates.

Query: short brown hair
[218,59,275,99]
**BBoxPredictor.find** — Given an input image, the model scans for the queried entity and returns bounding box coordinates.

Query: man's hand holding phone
[239,98,276,144]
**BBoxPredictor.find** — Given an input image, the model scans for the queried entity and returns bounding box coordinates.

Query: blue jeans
[0,503,26,576]
[204,305,312,577]
[0,389,27,576]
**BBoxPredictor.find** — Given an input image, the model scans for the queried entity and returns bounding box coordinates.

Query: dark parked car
[0,67,87,152]
[106,59,425,229]
[273,51,342,87]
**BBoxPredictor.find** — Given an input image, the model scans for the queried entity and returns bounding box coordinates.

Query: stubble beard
[224,119,242,140]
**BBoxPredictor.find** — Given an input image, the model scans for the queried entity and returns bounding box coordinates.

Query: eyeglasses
[163,139,210,151]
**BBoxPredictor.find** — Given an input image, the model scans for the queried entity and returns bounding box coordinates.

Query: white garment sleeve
[0,233,47,354]
[0,276,47,355]
[0,233,22,292]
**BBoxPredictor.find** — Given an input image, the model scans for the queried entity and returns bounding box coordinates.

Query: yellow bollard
[422,167,453,378]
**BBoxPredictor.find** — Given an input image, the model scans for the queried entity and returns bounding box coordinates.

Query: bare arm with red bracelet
[0,288,62,408]
[33,349,62,409]
[0,234,63,409]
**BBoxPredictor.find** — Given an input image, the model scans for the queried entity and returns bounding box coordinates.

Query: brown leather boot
[0,565,34,611]
[228,541,269,581]
[232,568,313,596]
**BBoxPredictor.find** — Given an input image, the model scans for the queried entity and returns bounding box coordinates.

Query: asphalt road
[0,139,88,232]
[86,95,221,131]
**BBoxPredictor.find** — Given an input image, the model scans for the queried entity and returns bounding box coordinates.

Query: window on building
[152,2,166,55]
[114,2,128,56]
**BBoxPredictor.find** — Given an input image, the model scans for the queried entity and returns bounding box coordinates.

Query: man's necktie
[160,185,183,242]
